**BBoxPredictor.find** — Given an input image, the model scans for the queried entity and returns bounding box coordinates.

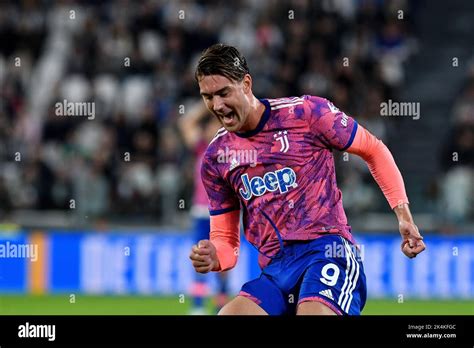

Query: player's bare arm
[394,203,426,258]
[178,102,209,149]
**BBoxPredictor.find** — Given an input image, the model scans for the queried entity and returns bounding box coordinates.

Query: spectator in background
[73,154,110,223]
[156,126,183,225]
[438,72,474,227]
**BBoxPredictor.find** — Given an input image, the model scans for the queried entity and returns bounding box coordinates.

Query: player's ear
[242,74,252,94]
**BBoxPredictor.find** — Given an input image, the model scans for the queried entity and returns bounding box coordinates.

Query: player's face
[198,74,252,132]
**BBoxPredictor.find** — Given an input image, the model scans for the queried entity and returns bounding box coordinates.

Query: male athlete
[189,44,426,315]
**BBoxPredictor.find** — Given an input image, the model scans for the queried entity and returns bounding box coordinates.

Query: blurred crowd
[0,0,435,226]
[437,63,474,227]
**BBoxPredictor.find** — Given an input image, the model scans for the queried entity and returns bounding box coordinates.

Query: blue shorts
[239,235,366,315]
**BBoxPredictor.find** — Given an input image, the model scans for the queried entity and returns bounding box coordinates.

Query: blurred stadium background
[0,0,472,315]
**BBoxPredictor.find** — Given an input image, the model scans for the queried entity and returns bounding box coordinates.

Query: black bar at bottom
[0,315,471,346]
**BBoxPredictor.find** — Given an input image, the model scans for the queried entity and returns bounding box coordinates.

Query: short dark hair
[195,43,250,82]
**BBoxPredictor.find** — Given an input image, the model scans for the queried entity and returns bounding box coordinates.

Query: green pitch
[0,295,472,315]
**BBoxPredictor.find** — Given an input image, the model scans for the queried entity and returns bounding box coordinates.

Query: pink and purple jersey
[201,95,359,268]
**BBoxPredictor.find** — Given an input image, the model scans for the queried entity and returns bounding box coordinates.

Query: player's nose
[213,96,225,114]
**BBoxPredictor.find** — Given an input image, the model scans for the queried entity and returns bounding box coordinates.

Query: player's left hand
[399,220,426,258]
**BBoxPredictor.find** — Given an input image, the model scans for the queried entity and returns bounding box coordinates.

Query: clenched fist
[399,220,426,258]
[394,204,426,259]
[189,240,220,273]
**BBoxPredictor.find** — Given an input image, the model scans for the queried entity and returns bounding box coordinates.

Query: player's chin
[222,122,242,132]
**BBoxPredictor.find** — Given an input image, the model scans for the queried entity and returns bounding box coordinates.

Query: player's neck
[240,96,265,132]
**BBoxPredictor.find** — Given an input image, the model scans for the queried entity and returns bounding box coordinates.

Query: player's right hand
[189,239,220,273]
[399,220,426,258]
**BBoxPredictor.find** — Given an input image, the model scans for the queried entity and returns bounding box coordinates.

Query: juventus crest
[274,130,289,153]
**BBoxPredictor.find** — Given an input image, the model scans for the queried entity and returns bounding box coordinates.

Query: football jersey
[201,95,359,268]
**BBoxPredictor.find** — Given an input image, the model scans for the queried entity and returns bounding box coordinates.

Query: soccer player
[189,44,426,315]
[178,101,231,314]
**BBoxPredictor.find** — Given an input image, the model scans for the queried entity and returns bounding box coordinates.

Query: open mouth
[221,111,236,126]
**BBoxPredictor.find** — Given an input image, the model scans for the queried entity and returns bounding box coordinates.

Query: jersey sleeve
[200,151,240,216]
[304,95,358,151]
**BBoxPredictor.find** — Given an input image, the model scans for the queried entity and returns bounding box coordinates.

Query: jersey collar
[235,99,270,138]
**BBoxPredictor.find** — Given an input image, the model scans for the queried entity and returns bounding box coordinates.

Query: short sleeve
[200,152,240,216]
[305,95,358,151]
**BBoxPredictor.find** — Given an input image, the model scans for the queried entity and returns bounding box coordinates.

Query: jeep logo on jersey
[239,167,298,200]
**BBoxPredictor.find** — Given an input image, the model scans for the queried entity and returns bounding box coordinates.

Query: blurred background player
[178,101,230,314]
